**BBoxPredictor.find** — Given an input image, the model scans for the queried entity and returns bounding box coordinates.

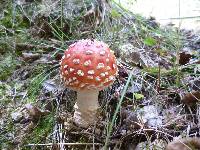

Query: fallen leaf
[181,91,200,105]
[179,51,192,65]
[166,137,200,150]
[25,104,50,122]
[22,52,41,62]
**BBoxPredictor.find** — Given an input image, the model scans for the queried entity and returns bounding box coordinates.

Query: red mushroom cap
[60,39,118,90]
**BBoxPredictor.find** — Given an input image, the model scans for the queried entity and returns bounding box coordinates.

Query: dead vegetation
[0,0,199,150]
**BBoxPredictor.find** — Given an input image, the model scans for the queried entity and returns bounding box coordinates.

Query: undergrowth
[24,114,54,148]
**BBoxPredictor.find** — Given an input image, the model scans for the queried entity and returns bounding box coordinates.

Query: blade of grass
[47,16,69,41]
[175,0,181,87]
[28,64,59,102]
[104,70,134,149]
[60,0,64,45]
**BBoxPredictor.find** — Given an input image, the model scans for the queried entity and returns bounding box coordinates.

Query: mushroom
[60,39,118,127]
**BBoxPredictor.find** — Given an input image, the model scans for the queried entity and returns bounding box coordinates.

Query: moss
[23,114,54,148]
[27,65,48,103]
[0,54,19,81]
[0,4,30,30]
[0,118,15,150]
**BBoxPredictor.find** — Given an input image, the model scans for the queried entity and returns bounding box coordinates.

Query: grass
[23,114,54,148]
[0,54,19,81]
[0,118,15,150]
[104,70,134,149]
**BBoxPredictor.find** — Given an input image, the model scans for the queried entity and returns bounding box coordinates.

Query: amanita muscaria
[60,39,118,127]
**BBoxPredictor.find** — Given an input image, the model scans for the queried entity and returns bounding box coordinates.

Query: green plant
[23,114,54,147]
[104,70,133,149]
[0,55,19,80]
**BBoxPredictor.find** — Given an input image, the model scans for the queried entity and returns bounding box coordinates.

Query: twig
[26,142,103,146]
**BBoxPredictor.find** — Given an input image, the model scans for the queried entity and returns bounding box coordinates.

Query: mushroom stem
[74,90,99,127]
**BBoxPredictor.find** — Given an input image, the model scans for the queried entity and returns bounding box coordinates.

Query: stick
[26,142,103,146]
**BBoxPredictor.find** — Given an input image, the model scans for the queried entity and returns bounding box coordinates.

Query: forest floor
[0,1,200,150]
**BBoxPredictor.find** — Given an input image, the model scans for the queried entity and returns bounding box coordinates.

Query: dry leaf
[166,137,200,150]
[179,51,192,65]
[181,91,200,105]
[22,52,41,62]
[25,104,50,122]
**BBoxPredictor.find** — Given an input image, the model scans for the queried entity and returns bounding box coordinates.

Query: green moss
[27,65,48,102]
[0,118,15,150]
[23,114,54,148]
[0,54,19,81]
[0,4,30,30]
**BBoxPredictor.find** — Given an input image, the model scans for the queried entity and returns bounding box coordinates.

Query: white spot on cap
[69,68,75,72]
[64,65,68,69]
[62,55,65,59]
[77,70,84,76]
[104,78,109,83]
[97,63,105,69]
[84,60,91,66]
[113,64,116,69]
[106,58,109,62]
[100,73,106,77]
[95,41,104,48]
[72,77,77,80]
[110,50,114,54]
[66,54,71,58]
[100,51,106,56]
[95,76,101,81]
[64,70,69,75]
[69,43,76,48]
[68,78,72,82]
[87,76,94,79]
[86,40,92,46]
[105,72,109,75]
[109,75,115,81]
[106,66,111,70]
[88,70,95,75]
[65,81,69,85]
[85,50,93,55]
[73,59,80,65]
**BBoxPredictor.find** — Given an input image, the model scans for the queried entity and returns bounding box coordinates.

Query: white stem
[73,90,99,128]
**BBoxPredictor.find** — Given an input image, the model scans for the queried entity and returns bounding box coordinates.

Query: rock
[137,105,163,127]
[11,112,23,123]
[42,79,60,93]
